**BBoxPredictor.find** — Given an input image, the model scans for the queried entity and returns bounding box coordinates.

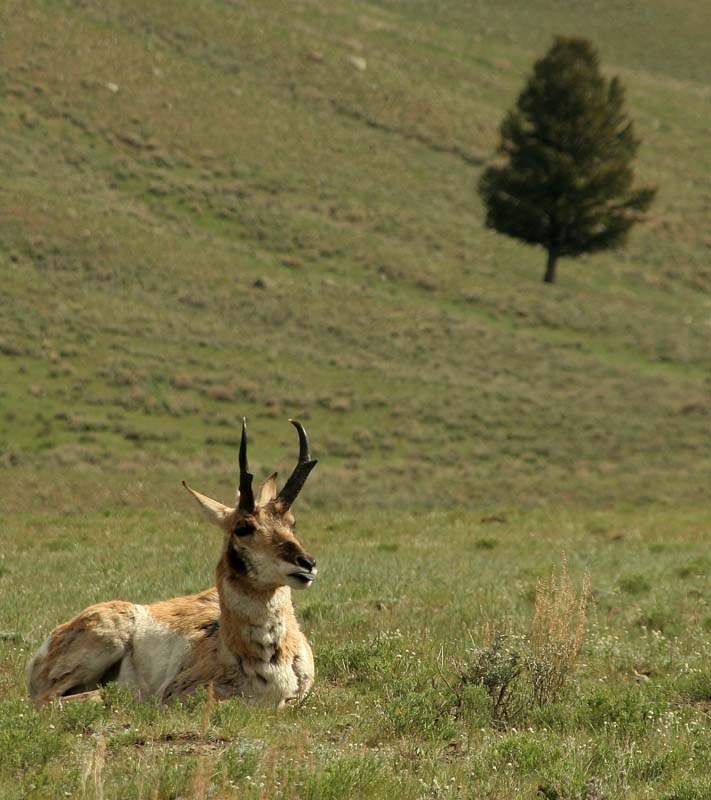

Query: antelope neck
[217,573,292,660]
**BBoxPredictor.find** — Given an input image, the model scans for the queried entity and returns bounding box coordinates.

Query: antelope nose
[295,555,316,572]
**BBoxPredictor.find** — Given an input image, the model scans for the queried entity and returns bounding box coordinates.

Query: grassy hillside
[1,2,711,798]
[0,0,709,514]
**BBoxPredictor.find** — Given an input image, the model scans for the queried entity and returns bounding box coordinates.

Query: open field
[3,506,711,799]
[1,0,710,797]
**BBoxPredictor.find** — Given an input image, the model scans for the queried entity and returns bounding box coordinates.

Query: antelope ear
[182,481,235,528]
[257,472,278,506]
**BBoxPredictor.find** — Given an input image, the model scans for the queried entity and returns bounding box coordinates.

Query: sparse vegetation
[1,0,710,797]
[0,0,709,516]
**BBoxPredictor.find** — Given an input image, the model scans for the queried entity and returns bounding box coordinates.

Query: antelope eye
[233,523,256,537]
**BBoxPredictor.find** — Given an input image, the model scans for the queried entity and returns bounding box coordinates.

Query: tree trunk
[543,247,558,284]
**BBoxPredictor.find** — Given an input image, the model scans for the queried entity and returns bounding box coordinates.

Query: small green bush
[618,573,651,595]
[677,670,711,703]
[458,563,588,726]
[474,537,499,550]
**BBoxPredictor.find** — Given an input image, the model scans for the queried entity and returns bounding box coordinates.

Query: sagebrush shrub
[457,561,589,726]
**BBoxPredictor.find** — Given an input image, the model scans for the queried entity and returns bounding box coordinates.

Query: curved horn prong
[275,419,317,510]
[291,418,311,462]
[238,418,255,512]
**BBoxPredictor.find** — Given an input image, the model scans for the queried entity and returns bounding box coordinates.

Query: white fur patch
[219,581,301,704]
[123,606,190,698]
[239,654,299,706]
[221,581,292,621]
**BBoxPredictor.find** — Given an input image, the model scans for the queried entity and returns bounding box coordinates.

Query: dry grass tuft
[529,558,590,706]
[190,684,216,800]
[458,558,590,726]
[81,730,106,800]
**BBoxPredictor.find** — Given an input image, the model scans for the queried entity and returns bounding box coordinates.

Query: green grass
[2,507,711,798]
[0,0,709,515]
[1,0,710,796]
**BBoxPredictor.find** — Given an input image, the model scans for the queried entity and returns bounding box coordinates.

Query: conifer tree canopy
[479,37,656,284]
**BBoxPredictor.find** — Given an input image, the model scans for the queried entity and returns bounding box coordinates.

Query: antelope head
[183,419,318,591]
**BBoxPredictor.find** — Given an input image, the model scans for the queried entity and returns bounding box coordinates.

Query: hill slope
[1,0,709,513]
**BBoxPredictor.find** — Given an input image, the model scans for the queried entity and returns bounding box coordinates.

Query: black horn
[276,419,318,510]
[238,418,255,512]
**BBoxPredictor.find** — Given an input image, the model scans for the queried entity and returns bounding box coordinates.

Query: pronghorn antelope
[28,419,318,706]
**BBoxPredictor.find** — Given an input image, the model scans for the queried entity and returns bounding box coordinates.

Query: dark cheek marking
[227,547,250,576]
[276,540,303,564]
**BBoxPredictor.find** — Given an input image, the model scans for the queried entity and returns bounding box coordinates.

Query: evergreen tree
[479,37,656,284]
